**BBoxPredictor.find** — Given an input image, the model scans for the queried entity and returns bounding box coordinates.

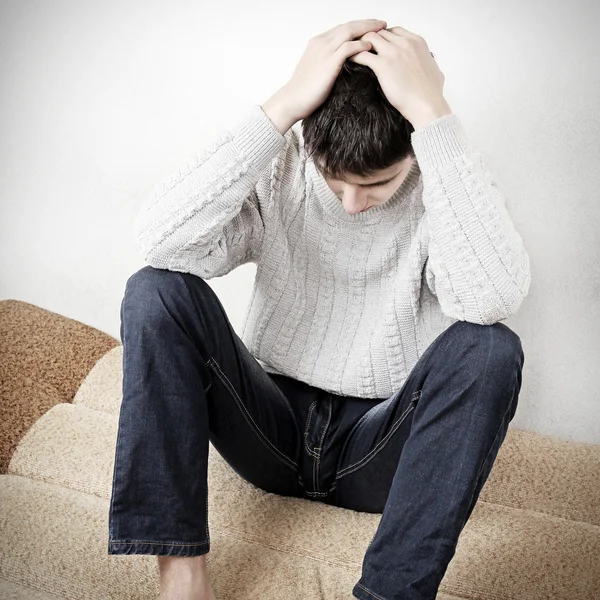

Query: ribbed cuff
[410,113,472,169]
[230,104,288,175]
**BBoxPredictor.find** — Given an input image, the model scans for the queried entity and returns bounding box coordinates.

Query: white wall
[1,0,598,444]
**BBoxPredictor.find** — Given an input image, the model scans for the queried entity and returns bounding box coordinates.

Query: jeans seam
[335,391,420,479]
[314,398,332,493]
[207,357,298,470]
[108,365,129,543]
[304,400,319,458]
[305,489,332,497]
[302,481,337,496]
[355,582,387,600]
[205,485,210,545]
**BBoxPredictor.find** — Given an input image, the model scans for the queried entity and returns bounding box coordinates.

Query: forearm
[135,104,287,267]
[411,113,531,323]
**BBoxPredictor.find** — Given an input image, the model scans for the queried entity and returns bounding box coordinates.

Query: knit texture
[134,104,531,399]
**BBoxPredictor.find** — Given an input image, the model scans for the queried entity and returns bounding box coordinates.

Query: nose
[345,204,370,214]
[341,191,369,214]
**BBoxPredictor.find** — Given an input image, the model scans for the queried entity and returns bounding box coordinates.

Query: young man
[108,18,531,600]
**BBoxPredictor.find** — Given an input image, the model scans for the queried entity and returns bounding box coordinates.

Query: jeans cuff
[353,581,388,600]
[108,539,210,556]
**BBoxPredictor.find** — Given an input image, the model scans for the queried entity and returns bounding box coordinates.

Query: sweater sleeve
[133,104,288,279]
[411,113,531,325]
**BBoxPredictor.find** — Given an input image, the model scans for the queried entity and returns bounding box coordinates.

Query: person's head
[301,59,417,214]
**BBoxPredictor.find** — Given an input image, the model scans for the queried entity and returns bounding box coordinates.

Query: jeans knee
[125,265,178,294]
[447,321,524,392]
[440,321,522,418]
[121,265,216,327]
[121,266,187,326]
[489,322,524,369]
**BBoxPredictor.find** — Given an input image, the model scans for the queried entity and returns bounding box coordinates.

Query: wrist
[261,89,299,135]
[409,98,453,132]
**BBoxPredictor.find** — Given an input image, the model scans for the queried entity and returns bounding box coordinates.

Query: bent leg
[108,266,303,557]
[332,320,524,600]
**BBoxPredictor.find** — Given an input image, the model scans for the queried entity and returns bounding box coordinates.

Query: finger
[384,25,421,38]
[347,18,388,37]
[378,28,436,59]
[329,19,386,46]
[347,50,378,70]
[363,29,396,54]
[374,28,397,43]
[335,39,373,63]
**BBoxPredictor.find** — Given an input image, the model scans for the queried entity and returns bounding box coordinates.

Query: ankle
[158,554,207,570]
[158,554,209,586]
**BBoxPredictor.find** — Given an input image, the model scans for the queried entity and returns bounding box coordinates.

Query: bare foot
[157,554,216,600]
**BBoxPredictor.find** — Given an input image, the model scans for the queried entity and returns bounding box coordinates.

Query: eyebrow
[357,175,397,188]
[343,170,402,188]
[316,162,402,187]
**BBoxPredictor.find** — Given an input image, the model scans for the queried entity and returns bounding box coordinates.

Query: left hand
[349,25,451,127]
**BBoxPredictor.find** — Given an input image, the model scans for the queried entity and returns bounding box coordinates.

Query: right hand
[279,19,388,121]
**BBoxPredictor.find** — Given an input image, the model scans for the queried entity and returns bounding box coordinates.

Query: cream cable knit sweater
[134,104,531,399]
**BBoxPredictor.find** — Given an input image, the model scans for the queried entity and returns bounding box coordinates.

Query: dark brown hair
[301,59,415,180]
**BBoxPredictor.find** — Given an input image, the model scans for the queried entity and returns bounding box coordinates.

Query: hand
[278,18,389,122]
[348,25,451,128]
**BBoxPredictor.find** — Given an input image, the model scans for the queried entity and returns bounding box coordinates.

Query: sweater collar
[306,156,422,224]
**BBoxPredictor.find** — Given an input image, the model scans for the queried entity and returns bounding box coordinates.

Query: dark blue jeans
[108,265,524,600]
